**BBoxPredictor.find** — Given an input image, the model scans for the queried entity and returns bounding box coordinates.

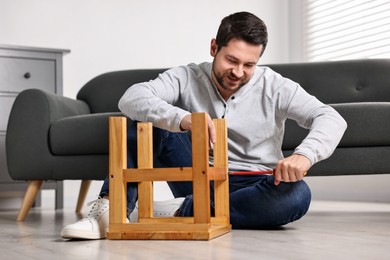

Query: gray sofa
[6,59,390,221]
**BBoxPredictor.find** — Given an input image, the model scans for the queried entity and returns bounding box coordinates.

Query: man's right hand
[180,113,216,144]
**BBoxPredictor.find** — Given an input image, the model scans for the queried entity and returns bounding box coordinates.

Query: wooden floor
[1,200,390,259]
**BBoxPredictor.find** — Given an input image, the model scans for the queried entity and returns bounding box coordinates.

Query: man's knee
[282,180,311,224]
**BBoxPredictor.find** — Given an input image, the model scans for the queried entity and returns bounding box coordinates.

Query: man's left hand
[273,154,311,185]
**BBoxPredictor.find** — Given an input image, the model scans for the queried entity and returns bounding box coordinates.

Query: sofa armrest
[6,89,91,180]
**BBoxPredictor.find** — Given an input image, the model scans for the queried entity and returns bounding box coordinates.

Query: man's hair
[215,11,268,55]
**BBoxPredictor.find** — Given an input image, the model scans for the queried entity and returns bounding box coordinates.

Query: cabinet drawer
[0,95,15,131]
[0,56,56,93]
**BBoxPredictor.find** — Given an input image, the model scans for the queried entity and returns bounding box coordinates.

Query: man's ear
[210,38,218,57]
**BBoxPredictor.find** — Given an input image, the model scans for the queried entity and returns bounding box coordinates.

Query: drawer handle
[24,72,31,79]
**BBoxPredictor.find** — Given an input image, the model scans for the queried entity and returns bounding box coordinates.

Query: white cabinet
[0,45,69,209]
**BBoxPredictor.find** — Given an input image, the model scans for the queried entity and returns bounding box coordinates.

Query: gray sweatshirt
[118,62,347,171]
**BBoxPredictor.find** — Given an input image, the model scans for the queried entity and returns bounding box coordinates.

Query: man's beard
[212,63,246,92]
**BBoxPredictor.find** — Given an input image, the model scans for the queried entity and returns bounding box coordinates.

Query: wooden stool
[107,112,231,240]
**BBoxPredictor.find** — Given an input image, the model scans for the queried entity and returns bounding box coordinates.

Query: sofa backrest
[267,59,390,104]
[271,59,390,151]
[77,59,390,113]
[77,69,167,113]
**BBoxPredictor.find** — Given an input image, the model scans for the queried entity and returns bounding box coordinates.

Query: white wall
[0,0,289,99]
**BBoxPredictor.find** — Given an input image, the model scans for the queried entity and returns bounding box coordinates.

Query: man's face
[210,38,263,100]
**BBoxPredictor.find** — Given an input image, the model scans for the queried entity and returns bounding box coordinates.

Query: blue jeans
[100,123,311,229]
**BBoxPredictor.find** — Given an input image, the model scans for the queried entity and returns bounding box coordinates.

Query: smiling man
[211,37,261,98]
[61,11,347,240]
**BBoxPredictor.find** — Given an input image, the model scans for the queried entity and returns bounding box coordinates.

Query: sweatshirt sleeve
[282,83,347,165]
[118,67,191,132]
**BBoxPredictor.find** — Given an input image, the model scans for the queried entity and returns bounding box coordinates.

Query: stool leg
[109,117,127,225]
[137,122,154,219]
[191,113,211,224]
[213,119,230,221]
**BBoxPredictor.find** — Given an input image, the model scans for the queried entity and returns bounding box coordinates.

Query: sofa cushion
[53,102,390,156]
[50,112,126,155]
[282,102,390,150]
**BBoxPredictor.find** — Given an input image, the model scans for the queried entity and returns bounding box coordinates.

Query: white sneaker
[61,197,115,240]
[129,197,185,222]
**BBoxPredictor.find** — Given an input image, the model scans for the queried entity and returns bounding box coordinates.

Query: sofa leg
[17,180,43,221]
[75,180,92,213]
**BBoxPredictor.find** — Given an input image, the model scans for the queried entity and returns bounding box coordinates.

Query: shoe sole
[61,229,106,240]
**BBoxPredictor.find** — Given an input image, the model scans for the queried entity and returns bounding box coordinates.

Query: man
[61,11,347,239]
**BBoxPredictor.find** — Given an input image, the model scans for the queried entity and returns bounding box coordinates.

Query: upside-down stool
[107,113,231,240]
